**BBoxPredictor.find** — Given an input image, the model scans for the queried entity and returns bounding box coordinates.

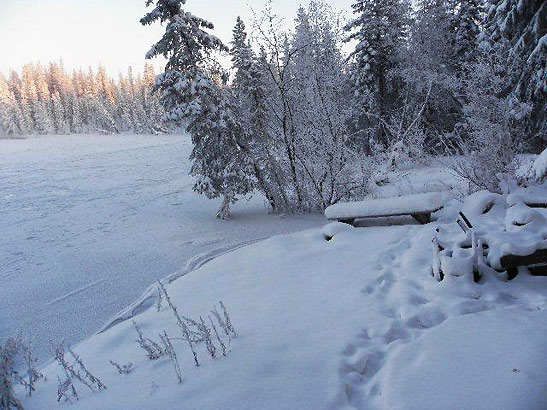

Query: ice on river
[0,134,323,363]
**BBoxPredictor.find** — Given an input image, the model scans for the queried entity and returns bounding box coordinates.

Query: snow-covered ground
[4,136,547,409]
[0,134,324,364]
[18,203,547,409]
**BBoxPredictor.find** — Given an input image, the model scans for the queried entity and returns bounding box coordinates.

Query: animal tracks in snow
[336,223,545,410]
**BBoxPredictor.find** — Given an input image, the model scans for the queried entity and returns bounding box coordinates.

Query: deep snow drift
[0,134,324,363]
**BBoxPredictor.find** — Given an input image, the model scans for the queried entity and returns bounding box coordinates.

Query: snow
[373,164,467,198]
[4,136,547,409]
[322,221,354,240]
[434,190,547,272]
[16,186,547,409]
[325,192,446,220]
[0,133,324,365]
[515,150,547,182]
[382,307,547,410]
[533,148,547,181]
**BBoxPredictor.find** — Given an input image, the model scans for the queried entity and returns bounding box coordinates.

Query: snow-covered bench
[324,192,445,226]
[500,249,547,280]
[523,195,547,208]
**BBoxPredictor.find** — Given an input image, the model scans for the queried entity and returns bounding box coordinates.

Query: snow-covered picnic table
[434,191,547,281]
[325,192,445,225]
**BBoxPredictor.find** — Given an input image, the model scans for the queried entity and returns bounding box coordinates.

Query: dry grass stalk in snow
[56,374,78,404]
[212,301,238,339]
[53,342,106,397]
[156,284,163,312]
[159,331,183,384]
[19,340,43,397]
[109,361,134,375]
[132,320,165,361]
[157,282,200,367]
[208,316,227,357]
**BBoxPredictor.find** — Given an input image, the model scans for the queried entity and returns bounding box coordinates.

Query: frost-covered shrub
[452,50,530,193]
[0,337,24,410]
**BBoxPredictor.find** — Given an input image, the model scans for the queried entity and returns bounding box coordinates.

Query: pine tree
[1,63,163,135]
[411,0,455,72]
[51,91,70,134]
[142,63,166,133]
[345,0,411,148]
[140,0,228,123]
[70,94,84,133]
[403,0,462,147]
[451,0,483,68]
[482,0,546,149]
[0,74,19,135]
[231,17,255,93]
[142,0,254,218]
[33,100,54,134]
[96,65,116,106]
[229,16,284,211]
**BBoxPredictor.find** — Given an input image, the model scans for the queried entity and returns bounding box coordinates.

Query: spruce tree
[142,0,254,218]
[0,74,19,135]
[451,0,483,68]
[51,91,70,134]
[32,100,54,134]
[229,17,284,211]
[140,0,228,123]
[482,0,546,149]
[405,0,462,145]
[345,0,411,149]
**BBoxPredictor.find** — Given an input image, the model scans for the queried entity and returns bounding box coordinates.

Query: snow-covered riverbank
[18,210,547,410]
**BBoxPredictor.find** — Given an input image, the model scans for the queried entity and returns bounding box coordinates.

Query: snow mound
[533,148,547,181]
[461,190,504,218]
[382,307,547,410]
[322,222,354,240]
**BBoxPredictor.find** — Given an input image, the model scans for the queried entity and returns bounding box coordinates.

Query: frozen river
[0,134,324,363]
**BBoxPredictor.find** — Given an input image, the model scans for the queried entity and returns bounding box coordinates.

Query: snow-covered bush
[1,336,44,409]
[0,337,24,410]
[451,48,531,193]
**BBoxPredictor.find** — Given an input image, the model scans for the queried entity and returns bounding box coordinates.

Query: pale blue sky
[0,0,355,76]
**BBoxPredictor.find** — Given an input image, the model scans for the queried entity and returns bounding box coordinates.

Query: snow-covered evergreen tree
[401,0,462,148]
[32,101,54,134]
[51,91,70,134]
[140,0,227,123]
[0,63,165,136]
[482,0,546,149]
[0,74,19,135]
[70,94,84,133]
[142,0,254,218]
[345,0,411,149]
[229,16,284,211]
[410,0,455,73]
[451,0,483,68]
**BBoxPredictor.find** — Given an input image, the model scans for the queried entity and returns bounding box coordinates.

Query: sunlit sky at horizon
[0,0,354,76]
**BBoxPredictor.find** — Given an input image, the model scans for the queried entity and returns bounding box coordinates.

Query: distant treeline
[0,62,166,136]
